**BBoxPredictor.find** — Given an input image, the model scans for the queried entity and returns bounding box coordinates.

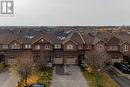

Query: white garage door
[54,58,63,64]
[112,58,123,64]
[66,58,76,64]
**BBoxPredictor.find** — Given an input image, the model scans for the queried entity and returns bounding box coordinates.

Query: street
[0,69,17,87]
[106,66,130,87]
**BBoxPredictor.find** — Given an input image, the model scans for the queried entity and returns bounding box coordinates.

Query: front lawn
[81,70,119,87]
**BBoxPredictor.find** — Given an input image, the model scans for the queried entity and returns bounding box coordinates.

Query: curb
[111,66,130,80]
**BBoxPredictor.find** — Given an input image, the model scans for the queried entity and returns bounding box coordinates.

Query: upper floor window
[44,44,51,49]
[35,44,40,50]
[2,45,8,49]
[41,39,44,42]
[87,45,92,49]
[124,44,128,52]
[25,44,31,49]
[54,44,61,49]
[108,46,118,51]
[98,44,104,49]
[78,45,83,49]
[11,43,20,49]
[97,44,104,51]
[67,44,73,50]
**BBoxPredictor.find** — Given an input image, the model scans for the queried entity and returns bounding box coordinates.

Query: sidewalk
[1,75,17,87]
[0,71,17,87]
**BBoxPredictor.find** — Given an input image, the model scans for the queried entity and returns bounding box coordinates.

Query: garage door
[66,58,76,64]
[112,58,123,64]
[54,58,63,64]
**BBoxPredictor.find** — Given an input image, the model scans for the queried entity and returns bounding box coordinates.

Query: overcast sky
[0,0,130,26]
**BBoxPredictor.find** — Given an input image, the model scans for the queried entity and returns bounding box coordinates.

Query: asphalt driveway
[50,65,89,87]
[0,70,17,87]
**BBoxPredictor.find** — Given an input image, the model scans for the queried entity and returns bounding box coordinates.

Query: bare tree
[84,51,110,71]
[84,51,111,87]
[15,51,35,86]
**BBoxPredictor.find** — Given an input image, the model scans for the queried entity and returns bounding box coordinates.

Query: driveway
[50,65,89,87]
[105,66,130,87]
[0,69,17,87]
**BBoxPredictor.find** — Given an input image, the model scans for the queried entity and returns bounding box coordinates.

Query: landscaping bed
[81,69,119,87]
[0,62,4,72]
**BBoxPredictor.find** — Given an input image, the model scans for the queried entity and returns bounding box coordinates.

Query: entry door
[0,55,5,63]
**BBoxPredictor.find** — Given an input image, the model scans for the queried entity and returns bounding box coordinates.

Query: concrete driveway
[0,70,17,87]
[50,65,88,87]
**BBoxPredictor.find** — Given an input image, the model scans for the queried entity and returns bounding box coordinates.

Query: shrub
[0,62,4,71]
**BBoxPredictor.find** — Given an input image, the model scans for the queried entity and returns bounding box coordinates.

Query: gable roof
[107,36,121,45]
[32,33,53,44]
[0,33,26,44]
[62,33,84,45]
[113,33,130,44]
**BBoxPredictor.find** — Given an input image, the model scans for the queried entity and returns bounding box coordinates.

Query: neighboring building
[0,28,130,65]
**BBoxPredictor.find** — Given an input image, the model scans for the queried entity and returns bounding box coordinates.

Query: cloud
[0,0,130,26]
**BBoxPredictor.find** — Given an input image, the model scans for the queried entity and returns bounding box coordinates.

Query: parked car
[114,63,130,74]
[29,83,46,87]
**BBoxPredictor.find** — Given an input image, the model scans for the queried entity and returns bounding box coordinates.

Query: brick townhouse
[0,31,130,65]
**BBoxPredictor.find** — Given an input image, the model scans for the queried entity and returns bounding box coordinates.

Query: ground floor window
[9,56,15,59]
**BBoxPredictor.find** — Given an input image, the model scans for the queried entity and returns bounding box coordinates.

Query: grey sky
[0,0,130,26]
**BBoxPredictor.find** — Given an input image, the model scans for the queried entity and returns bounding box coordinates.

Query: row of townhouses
[0,31,130,66]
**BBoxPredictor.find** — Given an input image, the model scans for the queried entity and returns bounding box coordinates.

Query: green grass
[81,70,119,87]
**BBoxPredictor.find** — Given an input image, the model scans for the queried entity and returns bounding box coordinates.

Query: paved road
[0,70,17,87]
[106,66,130,87]
[50,65,89,87]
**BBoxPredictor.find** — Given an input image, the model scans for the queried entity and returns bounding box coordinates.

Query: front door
[0,55,5,63]
[78,55,84,64]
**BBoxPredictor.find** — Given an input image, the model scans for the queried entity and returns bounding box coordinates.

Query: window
[41,39,44,42]
[108,46,118,51]
[44,44,51,49]
[98,44,104,49]
[2,45,8,49]
[124,44,128,52]
[11,43,20,49]
[9,56,15,59]
[87,45,91,49]
[25,44,31,49]
[35,45,40,50]
[67,44,73,50]
[78,45,83,49]
[54,44,61,49]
